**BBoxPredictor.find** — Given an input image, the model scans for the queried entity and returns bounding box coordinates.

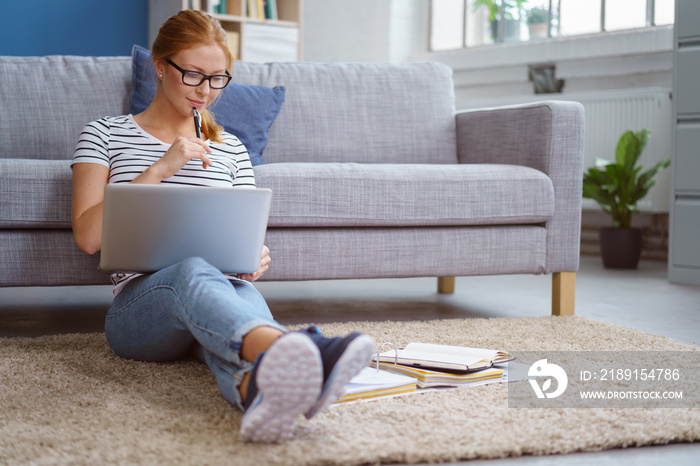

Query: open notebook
[372,342,514,372]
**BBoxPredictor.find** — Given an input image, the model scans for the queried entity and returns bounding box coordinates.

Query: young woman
[71,10,374,443]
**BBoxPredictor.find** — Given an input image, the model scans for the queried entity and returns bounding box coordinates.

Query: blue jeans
[105,257,285,411]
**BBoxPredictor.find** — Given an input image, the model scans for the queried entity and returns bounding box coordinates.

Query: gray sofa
[0,55,584,315]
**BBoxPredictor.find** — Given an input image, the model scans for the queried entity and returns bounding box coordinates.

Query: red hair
[151,10,235,143]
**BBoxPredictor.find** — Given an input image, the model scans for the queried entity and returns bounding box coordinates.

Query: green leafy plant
[527,6,548,24]
[472,0,528,21]
[582,129,670,229]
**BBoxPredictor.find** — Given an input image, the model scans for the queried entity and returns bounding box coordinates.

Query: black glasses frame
[165,59,232,89]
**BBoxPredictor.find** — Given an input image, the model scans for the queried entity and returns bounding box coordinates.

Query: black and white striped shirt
[72,114,256,294]
[73,114,254,186]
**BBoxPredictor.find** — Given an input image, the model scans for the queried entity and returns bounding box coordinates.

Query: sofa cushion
[231,62,458,165]
[2,160,553,230]
[0,159,73,228]
[0,55,131,161]
[260,226,547,281]
[129,45,285,166]
[254,163,554,227]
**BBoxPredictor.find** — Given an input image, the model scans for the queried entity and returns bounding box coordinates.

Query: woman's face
[158,43,228,117]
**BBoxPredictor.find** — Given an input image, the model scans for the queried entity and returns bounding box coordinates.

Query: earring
[159,74,163,78]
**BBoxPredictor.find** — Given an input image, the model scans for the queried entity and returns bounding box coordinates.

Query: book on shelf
[246,0,277,20]
[373,342,514,372]
[246,0,256,18]
[265,0,278,20]
[206,0,221,15]
[373,362,504,389]
[335,367,417,404]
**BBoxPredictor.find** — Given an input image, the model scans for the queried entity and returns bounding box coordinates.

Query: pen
[193,108,201,139]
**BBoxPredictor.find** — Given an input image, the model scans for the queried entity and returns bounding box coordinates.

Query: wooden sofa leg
[437,276,456,294]
[552,272,576,316]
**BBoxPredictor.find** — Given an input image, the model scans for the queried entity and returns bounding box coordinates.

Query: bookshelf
[183,0,302,62]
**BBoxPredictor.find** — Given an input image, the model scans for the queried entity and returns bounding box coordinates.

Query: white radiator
[462,88,673,212]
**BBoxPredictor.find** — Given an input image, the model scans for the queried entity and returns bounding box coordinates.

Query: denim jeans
[105,257,285,411]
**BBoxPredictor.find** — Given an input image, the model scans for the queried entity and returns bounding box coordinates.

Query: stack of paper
[373,362,504,388]
[336,343,515,405]
[335,367,417,403]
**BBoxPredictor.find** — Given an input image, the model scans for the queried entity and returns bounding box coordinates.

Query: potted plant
[472,0,528,42]
[527,6,548,39]
[582,129,670,269]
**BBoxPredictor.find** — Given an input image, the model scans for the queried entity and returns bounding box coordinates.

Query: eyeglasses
[165,59,232,89]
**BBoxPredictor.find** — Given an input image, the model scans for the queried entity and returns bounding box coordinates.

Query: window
[430,0,466,51]
[429,0,675,51]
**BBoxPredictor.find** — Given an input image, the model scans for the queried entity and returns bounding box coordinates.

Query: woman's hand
[135,137,212,183]
[237,245,271,282]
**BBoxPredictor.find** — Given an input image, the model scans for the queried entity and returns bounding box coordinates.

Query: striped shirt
[73,114,254,186]
[72,114,256,294]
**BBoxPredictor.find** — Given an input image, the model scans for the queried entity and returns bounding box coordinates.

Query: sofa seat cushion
[255,163,554,227]
[1,160,553,230]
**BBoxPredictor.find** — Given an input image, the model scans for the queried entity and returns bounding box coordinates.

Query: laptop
[99,184,272,274]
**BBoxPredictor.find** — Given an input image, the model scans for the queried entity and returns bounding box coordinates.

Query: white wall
[302,0,427,63]
[302,0,673,110]
[421,27,674,109]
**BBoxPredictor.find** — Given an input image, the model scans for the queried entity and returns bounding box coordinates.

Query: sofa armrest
[456,101,585,273]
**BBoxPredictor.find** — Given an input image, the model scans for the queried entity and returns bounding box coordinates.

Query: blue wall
[0,0,148,56]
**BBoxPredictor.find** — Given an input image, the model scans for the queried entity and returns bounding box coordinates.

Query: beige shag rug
[1,316,698,465]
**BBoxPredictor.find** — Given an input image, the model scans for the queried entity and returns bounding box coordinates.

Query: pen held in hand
[193,108,202,139]
[191,108,210,169]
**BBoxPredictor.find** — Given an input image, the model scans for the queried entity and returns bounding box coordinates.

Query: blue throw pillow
[129,45,284,166]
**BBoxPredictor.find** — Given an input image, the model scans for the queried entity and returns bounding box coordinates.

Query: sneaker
[239,332,323,443]
[300,326,375,419]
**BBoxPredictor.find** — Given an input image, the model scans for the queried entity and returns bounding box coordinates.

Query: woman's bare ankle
[240,326,284,363]
[238,326,284,403]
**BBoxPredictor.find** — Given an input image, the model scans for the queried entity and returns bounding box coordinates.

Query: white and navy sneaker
[300,326,375,419]
[239,332,323,443]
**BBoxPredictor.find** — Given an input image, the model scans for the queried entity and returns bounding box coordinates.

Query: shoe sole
[239,333,322,443]
[305,334,375,419]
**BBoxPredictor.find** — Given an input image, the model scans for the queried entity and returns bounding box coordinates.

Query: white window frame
[429,0,673,52]
[423,26,673,72]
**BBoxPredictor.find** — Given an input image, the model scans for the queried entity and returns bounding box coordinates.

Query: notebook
[99,184,272,274]
[334,367,417,404]
[372,362,504,388]
[372,342,514,372]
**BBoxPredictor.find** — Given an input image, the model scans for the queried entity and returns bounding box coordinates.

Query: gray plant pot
[491,19,521,42]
